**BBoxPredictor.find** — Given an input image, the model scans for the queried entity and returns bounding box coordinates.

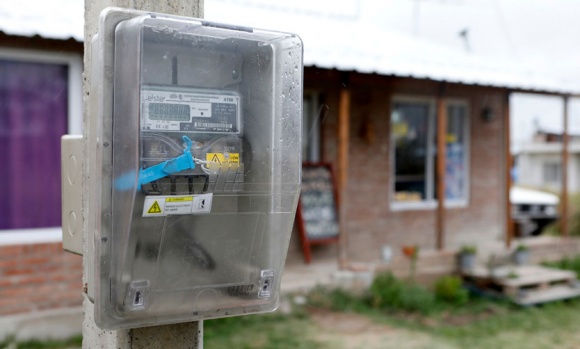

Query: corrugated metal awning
[0,0,83,42]
[1,0,578,95]
[301,24,578,94]
[205,1,580,95]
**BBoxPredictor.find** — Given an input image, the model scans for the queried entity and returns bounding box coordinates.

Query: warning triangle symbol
[211,154,222,164]
[147,201,162,214]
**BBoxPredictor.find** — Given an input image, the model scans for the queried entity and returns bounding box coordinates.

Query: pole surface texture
[82,1,203,348]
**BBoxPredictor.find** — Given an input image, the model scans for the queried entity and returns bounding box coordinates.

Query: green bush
[307,286,367,312]
[459,245,477,255]
[434,275,469,306]
[399,284,437,314]
[543,255,580,278]
[369,272,402,308]
[369,272,435,314]
[543,192,580,236]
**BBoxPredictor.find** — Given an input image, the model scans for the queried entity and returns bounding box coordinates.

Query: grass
[8,262,580,349]
[543,255,580,278]
[433,300,580,348]
[1,314,326,349]
[7,297,580,349]
[204,311,329,349]
[0,336,82,349]
[206,270,580,349]
[307,269,580,348]
[542,192,580,237]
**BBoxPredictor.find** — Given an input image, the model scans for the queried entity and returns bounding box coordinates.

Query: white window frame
[390,95,470,211]
[542,161,561,184]
[0,47,83,245]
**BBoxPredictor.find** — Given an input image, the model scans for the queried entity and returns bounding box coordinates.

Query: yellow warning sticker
[147,201,162,214]
[206,153,240,165]
[166,196,193,203]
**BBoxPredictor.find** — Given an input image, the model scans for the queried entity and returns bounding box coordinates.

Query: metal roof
[205,1,580,95]
[301,24,577,94]
[0,0,83,41]
[1,0,578,94]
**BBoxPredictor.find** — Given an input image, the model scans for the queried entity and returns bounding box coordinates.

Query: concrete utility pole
[82,1,203,348]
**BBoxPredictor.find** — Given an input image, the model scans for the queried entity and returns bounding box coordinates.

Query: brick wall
[297,70,507,264]
[0,243,82,315]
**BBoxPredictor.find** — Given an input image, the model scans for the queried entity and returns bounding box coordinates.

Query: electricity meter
[88,8,303,329]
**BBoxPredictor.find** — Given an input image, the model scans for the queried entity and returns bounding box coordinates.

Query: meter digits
[141,87,241,133]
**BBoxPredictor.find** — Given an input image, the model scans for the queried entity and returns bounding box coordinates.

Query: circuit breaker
[85,8,303,329]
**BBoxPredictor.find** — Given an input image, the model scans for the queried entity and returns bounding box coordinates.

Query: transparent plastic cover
[92,10,302,329]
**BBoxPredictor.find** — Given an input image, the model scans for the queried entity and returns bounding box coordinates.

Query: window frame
[0,47,83,245]
[389,95,470,211]
[302,92,321,163]
[443,98,471,208]
[542,161,561,184]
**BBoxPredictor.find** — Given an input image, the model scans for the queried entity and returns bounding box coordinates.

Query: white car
[510,186,559,236]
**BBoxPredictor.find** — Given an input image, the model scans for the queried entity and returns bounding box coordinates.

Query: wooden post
[83,2,204,348]
[561,95,570,237]
[504,91,514,248]
[337,87,350,269]
[436,95,446,250]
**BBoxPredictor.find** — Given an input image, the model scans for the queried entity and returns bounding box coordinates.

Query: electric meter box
[89,8,303,329]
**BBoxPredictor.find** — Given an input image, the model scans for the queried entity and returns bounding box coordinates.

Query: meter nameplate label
[141,87,240,133]
[143,194,213,217]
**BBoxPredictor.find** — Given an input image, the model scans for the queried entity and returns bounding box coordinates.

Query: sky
[362,0,580,148]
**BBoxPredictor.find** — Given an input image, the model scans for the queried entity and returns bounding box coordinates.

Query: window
[444,103,468,201]
[391,97,469,209]
[543,162,561,184]
[0,49,82,242]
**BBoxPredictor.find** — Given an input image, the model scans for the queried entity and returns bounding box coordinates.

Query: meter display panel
[141,86,241,134]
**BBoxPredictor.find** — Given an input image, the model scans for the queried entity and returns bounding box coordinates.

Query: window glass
[445,104,467,201]
[392,101,430,202]
[543,162,561,184]
[0,60,68,229]
[392,99,468,206]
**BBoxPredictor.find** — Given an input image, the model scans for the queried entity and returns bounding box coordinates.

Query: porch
[281,235,580,292]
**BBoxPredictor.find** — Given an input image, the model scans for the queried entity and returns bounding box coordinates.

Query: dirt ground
[308,308,580,349]
[309,309,456,349]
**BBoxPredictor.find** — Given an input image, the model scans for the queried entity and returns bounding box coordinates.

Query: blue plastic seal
[139,135,195,185]
[114,136,196,191]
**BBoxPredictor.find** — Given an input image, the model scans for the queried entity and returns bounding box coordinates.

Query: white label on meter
[141,87,241,133]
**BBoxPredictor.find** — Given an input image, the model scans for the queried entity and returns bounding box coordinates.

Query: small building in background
[517,129,580,192]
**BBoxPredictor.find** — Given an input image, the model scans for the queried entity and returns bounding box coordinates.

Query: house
[0,0,84,340]
[1,0,580,342]
[517,129,580,192]
[204,1,580,265]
